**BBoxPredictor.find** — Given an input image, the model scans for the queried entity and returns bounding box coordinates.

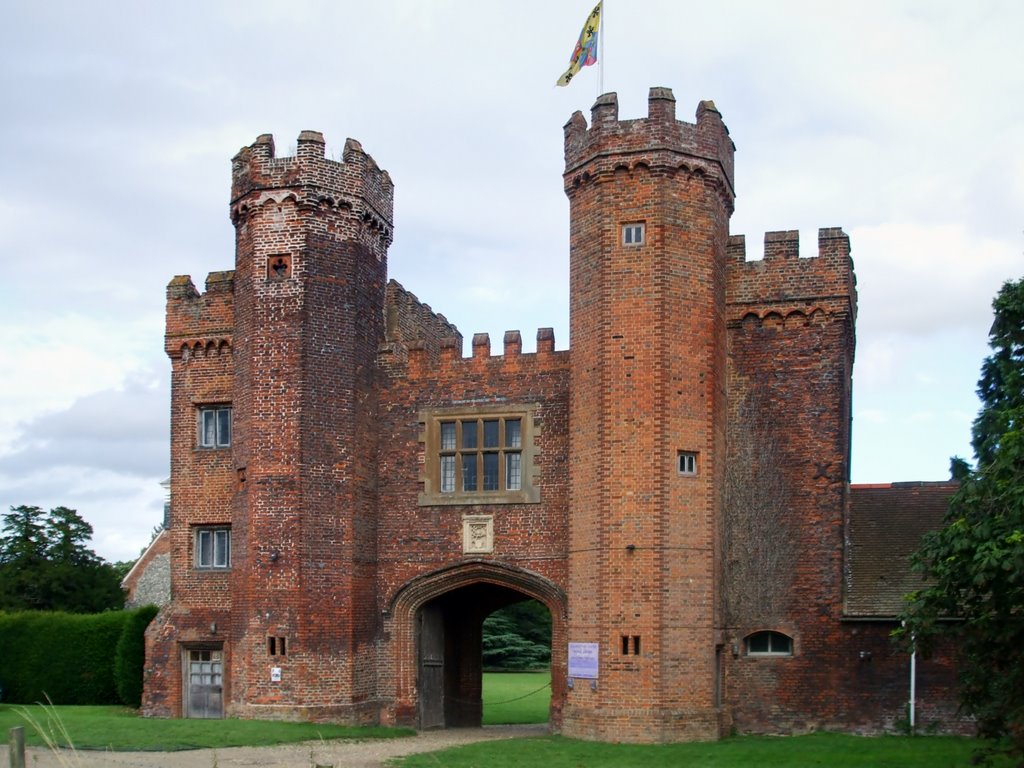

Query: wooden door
[184,648,224,719]
[418,604,445,729]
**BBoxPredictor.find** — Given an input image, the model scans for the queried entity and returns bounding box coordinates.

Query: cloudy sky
[1,1,1020,563]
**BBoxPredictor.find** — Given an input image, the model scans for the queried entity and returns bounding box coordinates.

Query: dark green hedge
[0,606,158,706]
[113,604,159,708]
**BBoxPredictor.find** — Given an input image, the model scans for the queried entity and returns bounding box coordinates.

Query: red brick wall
[563,89,735,742]
[376,331,571,726]
[144,271,236,717]
[225,131,391,720]
[723,228,860,732]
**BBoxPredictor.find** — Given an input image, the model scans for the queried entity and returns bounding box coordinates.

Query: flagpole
[599,0,605,96]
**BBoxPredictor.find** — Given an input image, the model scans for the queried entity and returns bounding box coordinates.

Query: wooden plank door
[418,604,445,729]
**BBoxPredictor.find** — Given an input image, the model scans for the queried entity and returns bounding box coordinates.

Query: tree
[902,277,1024,757]
[0,504,49,609]
[0,505,125,613]
[482,600,551,670]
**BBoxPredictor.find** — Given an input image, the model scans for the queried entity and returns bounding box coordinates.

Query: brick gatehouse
[142,88,963,741]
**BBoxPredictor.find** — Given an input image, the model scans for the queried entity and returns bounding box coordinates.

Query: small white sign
[568,642,599,679]
[270,667,282,682]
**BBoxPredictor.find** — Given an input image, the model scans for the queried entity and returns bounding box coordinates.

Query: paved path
[10,724,547,768]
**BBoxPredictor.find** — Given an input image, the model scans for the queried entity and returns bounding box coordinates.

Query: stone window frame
[419,403,540,506]
[194,525,231,570]
[744,630,794,657]
[197,405,232,449]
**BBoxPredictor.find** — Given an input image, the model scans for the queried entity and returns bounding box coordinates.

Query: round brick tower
[227,131,392,720]
[563,88,735,741]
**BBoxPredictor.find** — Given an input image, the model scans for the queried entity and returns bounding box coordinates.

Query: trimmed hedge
[0,606,158,706]
[114,604,159,708]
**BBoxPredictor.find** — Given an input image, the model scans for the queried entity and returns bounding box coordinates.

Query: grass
[393,731,1016,768]
[0,704,413,751]
[3,681,1009,768]
[482,671,551,725]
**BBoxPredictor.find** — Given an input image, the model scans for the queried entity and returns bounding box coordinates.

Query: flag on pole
[556,2,602,87]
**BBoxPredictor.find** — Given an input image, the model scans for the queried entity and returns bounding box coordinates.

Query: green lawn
[394,732,1015,768]
[482,671,551,725]
[0,704,412,751]
[2,685,1011,768]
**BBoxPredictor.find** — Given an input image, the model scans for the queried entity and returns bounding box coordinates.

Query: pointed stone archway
[385,561,567,730]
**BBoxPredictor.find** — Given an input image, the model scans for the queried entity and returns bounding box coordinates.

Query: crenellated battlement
[229,131,393,242]
[381,327,566,380]
[563,87,735,203]
[165,271,235,359]
[726,227,857,322]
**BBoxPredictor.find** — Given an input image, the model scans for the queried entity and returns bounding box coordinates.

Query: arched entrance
[388,562,566,730]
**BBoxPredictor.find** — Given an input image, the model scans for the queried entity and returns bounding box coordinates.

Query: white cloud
[1,0,1021,557]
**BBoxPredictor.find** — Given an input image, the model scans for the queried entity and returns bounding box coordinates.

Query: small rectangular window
[483,453,499,491]
[622,223,645,246]
[440,422,456,451]
[462,421,478,449]
[440,455,456,492]
[505,419,521,449]
[483,419,500,448]
[462,454,477,491]
[198,406,232,448]
[506,453,522,491]
[195,527,231,569]
[678,451,698,476]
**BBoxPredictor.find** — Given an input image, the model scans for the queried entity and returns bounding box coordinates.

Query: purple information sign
[567,641,599,679]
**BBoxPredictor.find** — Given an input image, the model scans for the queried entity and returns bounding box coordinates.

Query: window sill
[419,488,539,507]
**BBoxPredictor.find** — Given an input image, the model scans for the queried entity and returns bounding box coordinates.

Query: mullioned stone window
[419,404,540,506]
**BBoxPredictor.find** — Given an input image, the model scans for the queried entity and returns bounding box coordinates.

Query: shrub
[0,607,157,706]
[113,604,159,708]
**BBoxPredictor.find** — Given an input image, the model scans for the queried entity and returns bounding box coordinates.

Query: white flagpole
[599,0,605,96]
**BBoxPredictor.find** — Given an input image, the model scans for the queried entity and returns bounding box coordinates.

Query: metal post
[9,726,26,768]
[909,644,917,732]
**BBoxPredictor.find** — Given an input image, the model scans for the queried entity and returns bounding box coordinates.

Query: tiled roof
[846,481,956,617]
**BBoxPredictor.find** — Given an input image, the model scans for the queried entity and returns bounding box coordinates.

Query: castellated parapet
[165,271,235,359]
[229,131,393,252]
[726,227,857,328]
[563,87,735,210]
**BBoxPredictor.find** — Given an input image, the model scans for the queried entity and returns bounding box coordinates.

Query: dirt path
[11,724,547,768]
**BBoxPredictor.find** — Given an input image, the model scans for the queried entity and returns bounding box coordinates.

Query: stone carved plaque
[462,515,494,554]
